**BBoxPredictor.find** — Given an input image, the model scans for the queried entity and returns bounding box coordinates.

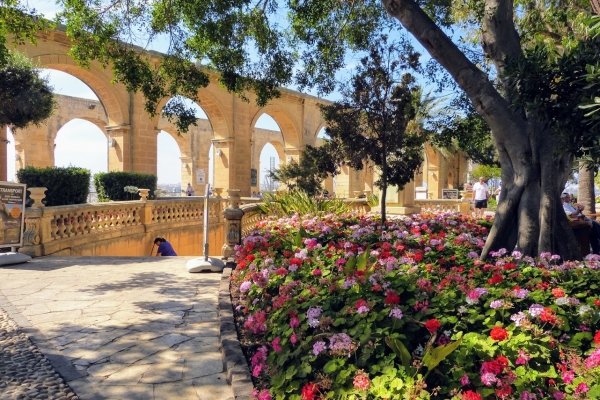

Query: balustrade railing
[21,190,228,257]
[415,199,471,214]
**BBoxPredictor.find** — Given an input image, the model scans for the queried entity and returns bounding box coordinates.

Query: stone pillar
[386,179,421,215]
[212,139,234,191]
[14,143,24,176]
[12,126,54,169]
[180,156,192,196]
[0,126,7,181]
[106,125,131,171]
[222,189,244,260]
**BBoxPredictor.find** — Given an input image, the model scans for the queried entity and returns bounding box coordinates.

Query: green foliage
[257,191,351,218]
[93,172,157,201]
[471,165,502,182]
[317,38,427,224]
[268,152,329,197]
[0,50,56,130]
[0,2,46,67]
[17,166,90,206]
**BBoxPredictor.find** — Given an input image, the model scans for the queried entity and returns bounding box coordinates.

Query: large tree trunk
[578,162,596,215]
[382,0,582,259]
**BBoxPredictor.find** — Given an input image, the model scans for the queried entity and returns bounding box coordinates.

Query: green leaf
[344,257,356,275]
[323,359,339,373]
[422,336,464,373]
[385,337,412,369]
[357,246,370,271]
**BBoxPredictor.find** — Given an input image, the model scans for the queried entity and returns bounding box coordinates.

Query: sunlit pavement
[0,257,233,400]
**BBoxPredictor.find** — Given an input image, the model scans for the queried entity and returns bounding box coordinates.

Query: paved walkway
[0,257,234,400]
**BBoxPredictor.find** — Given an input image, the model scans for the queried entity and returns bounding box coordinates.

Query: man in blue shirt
[154,238,177,256]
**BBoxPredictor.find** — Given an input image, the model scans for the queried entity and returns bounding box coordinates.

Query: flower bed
[230,213,600,399]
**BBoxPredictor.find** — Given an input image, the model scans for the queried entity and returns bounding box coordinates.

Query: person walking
[472,176,490,218]
[186,183,195,196]
[154,238,178,256]
[494,182,502,204]
[561,192,600,254]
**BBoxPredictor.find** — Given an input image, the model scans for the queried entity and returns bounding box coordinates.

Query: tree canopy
[0,50,56,130]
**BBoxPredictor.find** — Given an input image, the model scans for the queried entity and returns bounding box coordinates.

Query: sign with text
[442,189,459,199]
[196,169,206,185]
[0,182,26,248]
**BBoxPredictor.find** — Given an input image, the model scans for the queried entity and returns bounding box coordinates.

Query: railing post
[221,189,244,260]
[28,187,47,208]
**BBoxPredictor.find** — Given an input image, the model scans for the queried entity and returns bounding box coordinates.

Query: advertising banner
[0,182,26,248]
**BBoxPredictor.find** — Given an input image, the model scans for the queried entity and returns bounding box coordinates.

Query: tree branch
[380,0,527,144]
[481,0,522,79]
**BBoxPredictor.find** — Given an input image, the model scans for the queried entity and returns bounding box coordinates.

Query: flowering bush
[231,212,600,399]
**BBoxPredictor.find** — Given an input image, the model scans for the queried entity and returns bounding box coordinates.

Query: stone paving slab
[0,256,234,400]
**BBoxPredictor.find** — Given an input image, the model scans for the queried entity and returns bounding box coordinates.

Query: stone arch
[251,106,301,151]
[32,55,127,126]
[155,92,231,141]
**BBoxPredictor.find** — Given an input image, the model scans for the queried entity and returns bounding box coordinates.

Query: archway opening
[157,131,182,195]
[159,96,213,194]
[54,119,108,201]
[253,114,284,194]
[8,69,103,180]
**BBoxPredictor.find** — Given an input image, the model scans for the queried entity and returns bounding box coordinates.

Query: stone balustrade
[415,198,471,215]
[21,190,228,257]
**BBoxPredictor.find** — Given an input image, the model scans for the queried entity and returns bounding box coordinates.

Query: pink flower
[353,370,370,390]
[575,383,589,395]
[271,337,282,352]
[312,269,322,276]
[290,317,300,328]
[290,333,297,344]
[253,389,271,400]
[515,350,530,365]
[562,370,574,384]
[460,374,470,386]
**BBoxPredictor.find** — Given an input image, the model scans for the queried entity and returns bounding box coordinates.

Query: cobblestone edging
[0,292,104,400]
[219,266,254,400]
[0,305,79,400]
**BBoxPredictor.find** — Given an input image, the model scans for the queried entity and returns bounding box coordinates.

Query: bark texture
[578,162,597,215]
[381,0,582,259]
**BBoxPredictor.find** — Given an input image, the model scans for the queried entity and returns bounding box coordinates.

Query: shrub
[232,213,600,400]
[17,166,90,206]
[258,191,351,218]
[93,172,157,201]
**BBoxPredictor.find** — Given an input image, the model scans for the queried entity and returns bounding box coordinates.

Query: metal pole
[203,183,211,261]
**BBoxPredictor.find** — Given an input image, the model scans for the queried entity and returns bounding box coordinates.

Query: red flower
[246,254,255,262]
[275,268,288,277]
[355,299,369,310]
[594,299,600,306]
[425,319,441,333]
[594,331,600,344]
[540,308,557,324]
[462,390,482,400]
[301,383,319,400]
[237,261,247,270]
[290,258,303,266]
[490,326,509,341]
[283,250,293,258]
[495,385,513,398]
[487,273,503,285]
[551,288,565,298]
[503,263,517,270]
[385,293,400,305]
[414,253,423,261]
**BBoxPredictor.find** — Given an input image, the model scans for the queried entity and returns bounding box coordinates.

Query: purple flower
[513,288,529,299]
[460,374,470,386]
[307,307,322,320]
[521,391,537,400]
[510,312,527,327]
[313,341,327,356]
[529,304,544,318]
[329,333,353,352]
[489,300,504,309]
[553,393,565,400]
[389,308,403,320]
[240,281,252,292]
[468,251,479,259]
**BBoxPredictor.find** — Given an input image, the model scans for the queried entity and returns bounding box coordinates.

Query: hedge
[17,166,90,206]
[93,171,157,201]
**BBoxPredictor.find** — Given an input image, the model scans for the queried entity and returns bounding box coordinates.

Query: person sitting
[154,238,178,256]
[562,192,600,254]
